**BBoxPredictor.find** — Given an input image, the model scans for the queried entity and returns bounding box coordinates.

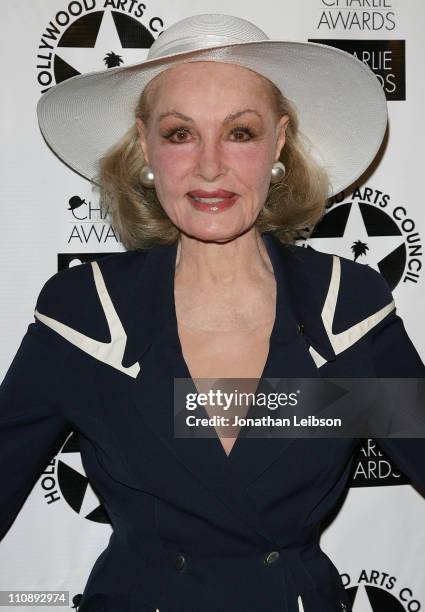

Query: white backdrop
[1,1,424,610]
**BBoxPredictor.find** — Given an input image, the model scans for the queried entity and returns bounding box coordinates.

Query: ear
[136,117,150,165]
[274,114,290,162]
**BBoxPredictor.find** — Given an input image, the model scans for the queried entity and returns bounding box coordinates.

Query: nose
[196,137,227,181]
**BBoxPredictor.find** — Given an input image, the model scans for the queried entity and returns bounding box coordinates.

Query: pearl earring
[140,164,155,188]
[270,161,286,184]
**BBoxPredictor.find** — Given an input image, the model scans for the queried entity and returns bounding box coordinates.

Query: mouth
[187,189,237,202]
[186,190,239,213]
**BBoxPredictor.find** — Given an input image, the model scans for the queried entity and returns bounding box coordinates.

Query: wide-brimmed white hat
[36,13,387,197]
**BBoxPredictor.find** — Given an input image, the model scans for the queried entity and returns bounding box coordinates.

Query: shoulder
[31,249,148,378]
[294,243,392,298]
[35,249,148,334]
[292,244,395,332]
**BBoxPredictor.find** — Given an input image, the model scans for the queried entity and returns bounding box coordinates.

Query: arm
[368,284,425,492]
[0,275,73,541]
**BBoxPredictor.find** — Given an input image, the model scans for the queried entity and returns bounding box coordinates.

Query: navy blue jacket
[1,231,424,612]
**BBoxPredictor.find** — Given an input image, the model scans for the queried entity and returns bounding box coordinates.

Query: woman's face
[137,61,289,243]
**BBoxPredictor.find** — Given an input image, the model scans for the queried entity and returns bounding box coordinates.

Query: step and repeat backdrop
[1,1,424,610]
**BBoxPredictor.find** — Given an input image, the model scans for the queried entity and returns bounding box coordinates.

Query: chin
[180,223,244,244]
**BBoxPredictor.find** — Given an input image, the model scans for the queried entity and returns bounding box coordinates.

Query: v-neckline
[168,232,288,461]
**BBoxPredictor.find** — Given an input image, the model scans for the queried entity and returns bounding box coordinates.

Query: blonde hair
[94,63,330,250]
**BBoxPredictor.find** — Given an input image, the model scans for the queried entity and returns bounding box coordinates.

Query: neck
[175,229,273,289]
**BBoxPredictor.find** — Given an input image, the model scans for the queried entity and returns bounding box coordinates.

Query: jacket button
[297,323,304,335]
[264,551,280,565]
[340,601,348,610]
[174,554,186,571]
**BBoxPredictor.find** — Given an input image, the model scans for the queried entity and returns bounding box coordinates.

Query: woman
[1,12,424,612]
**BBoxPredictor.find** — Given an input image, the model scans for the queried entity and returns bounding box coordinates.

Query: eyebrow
[158,109,263,123]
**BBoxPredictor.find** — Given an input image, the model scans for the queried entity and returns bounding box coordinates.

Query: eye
[230,125,256,141]
[162,124,256,144]
[163,127,191,143]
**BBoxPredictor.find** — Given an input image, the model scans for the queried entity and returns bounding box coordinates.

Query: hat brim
[36,39,388,197]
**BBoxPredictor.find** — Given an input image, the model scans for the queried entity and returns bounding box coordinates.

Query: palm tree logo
[103,51,124,68]
[351,240,369,262]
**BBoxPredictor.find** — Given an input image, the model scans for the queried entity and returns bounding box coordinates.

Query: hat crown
[147,13,270,60]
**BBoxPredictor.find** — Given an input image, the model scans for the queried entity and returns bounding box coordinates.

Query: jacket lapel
[116,232,336,543]
[219,234,337,486]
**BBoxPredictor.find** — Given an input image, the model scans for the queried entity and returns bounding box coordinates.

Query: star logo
[345,580,416,610]
[57,432,111,523]
[299,192,422,290]
[55,10,151,79]
[38,8,159,92]
[306,201,404,277]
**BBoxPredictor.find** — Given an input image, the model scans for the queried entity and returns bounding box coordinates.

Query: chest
[174,271,276,378]
[177,320,275,457]
[177,321,274,379]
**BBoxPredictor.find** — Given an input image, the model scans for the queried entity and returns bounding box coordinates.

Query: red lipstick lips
[188,189,236,198]
[187,189,239,214]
